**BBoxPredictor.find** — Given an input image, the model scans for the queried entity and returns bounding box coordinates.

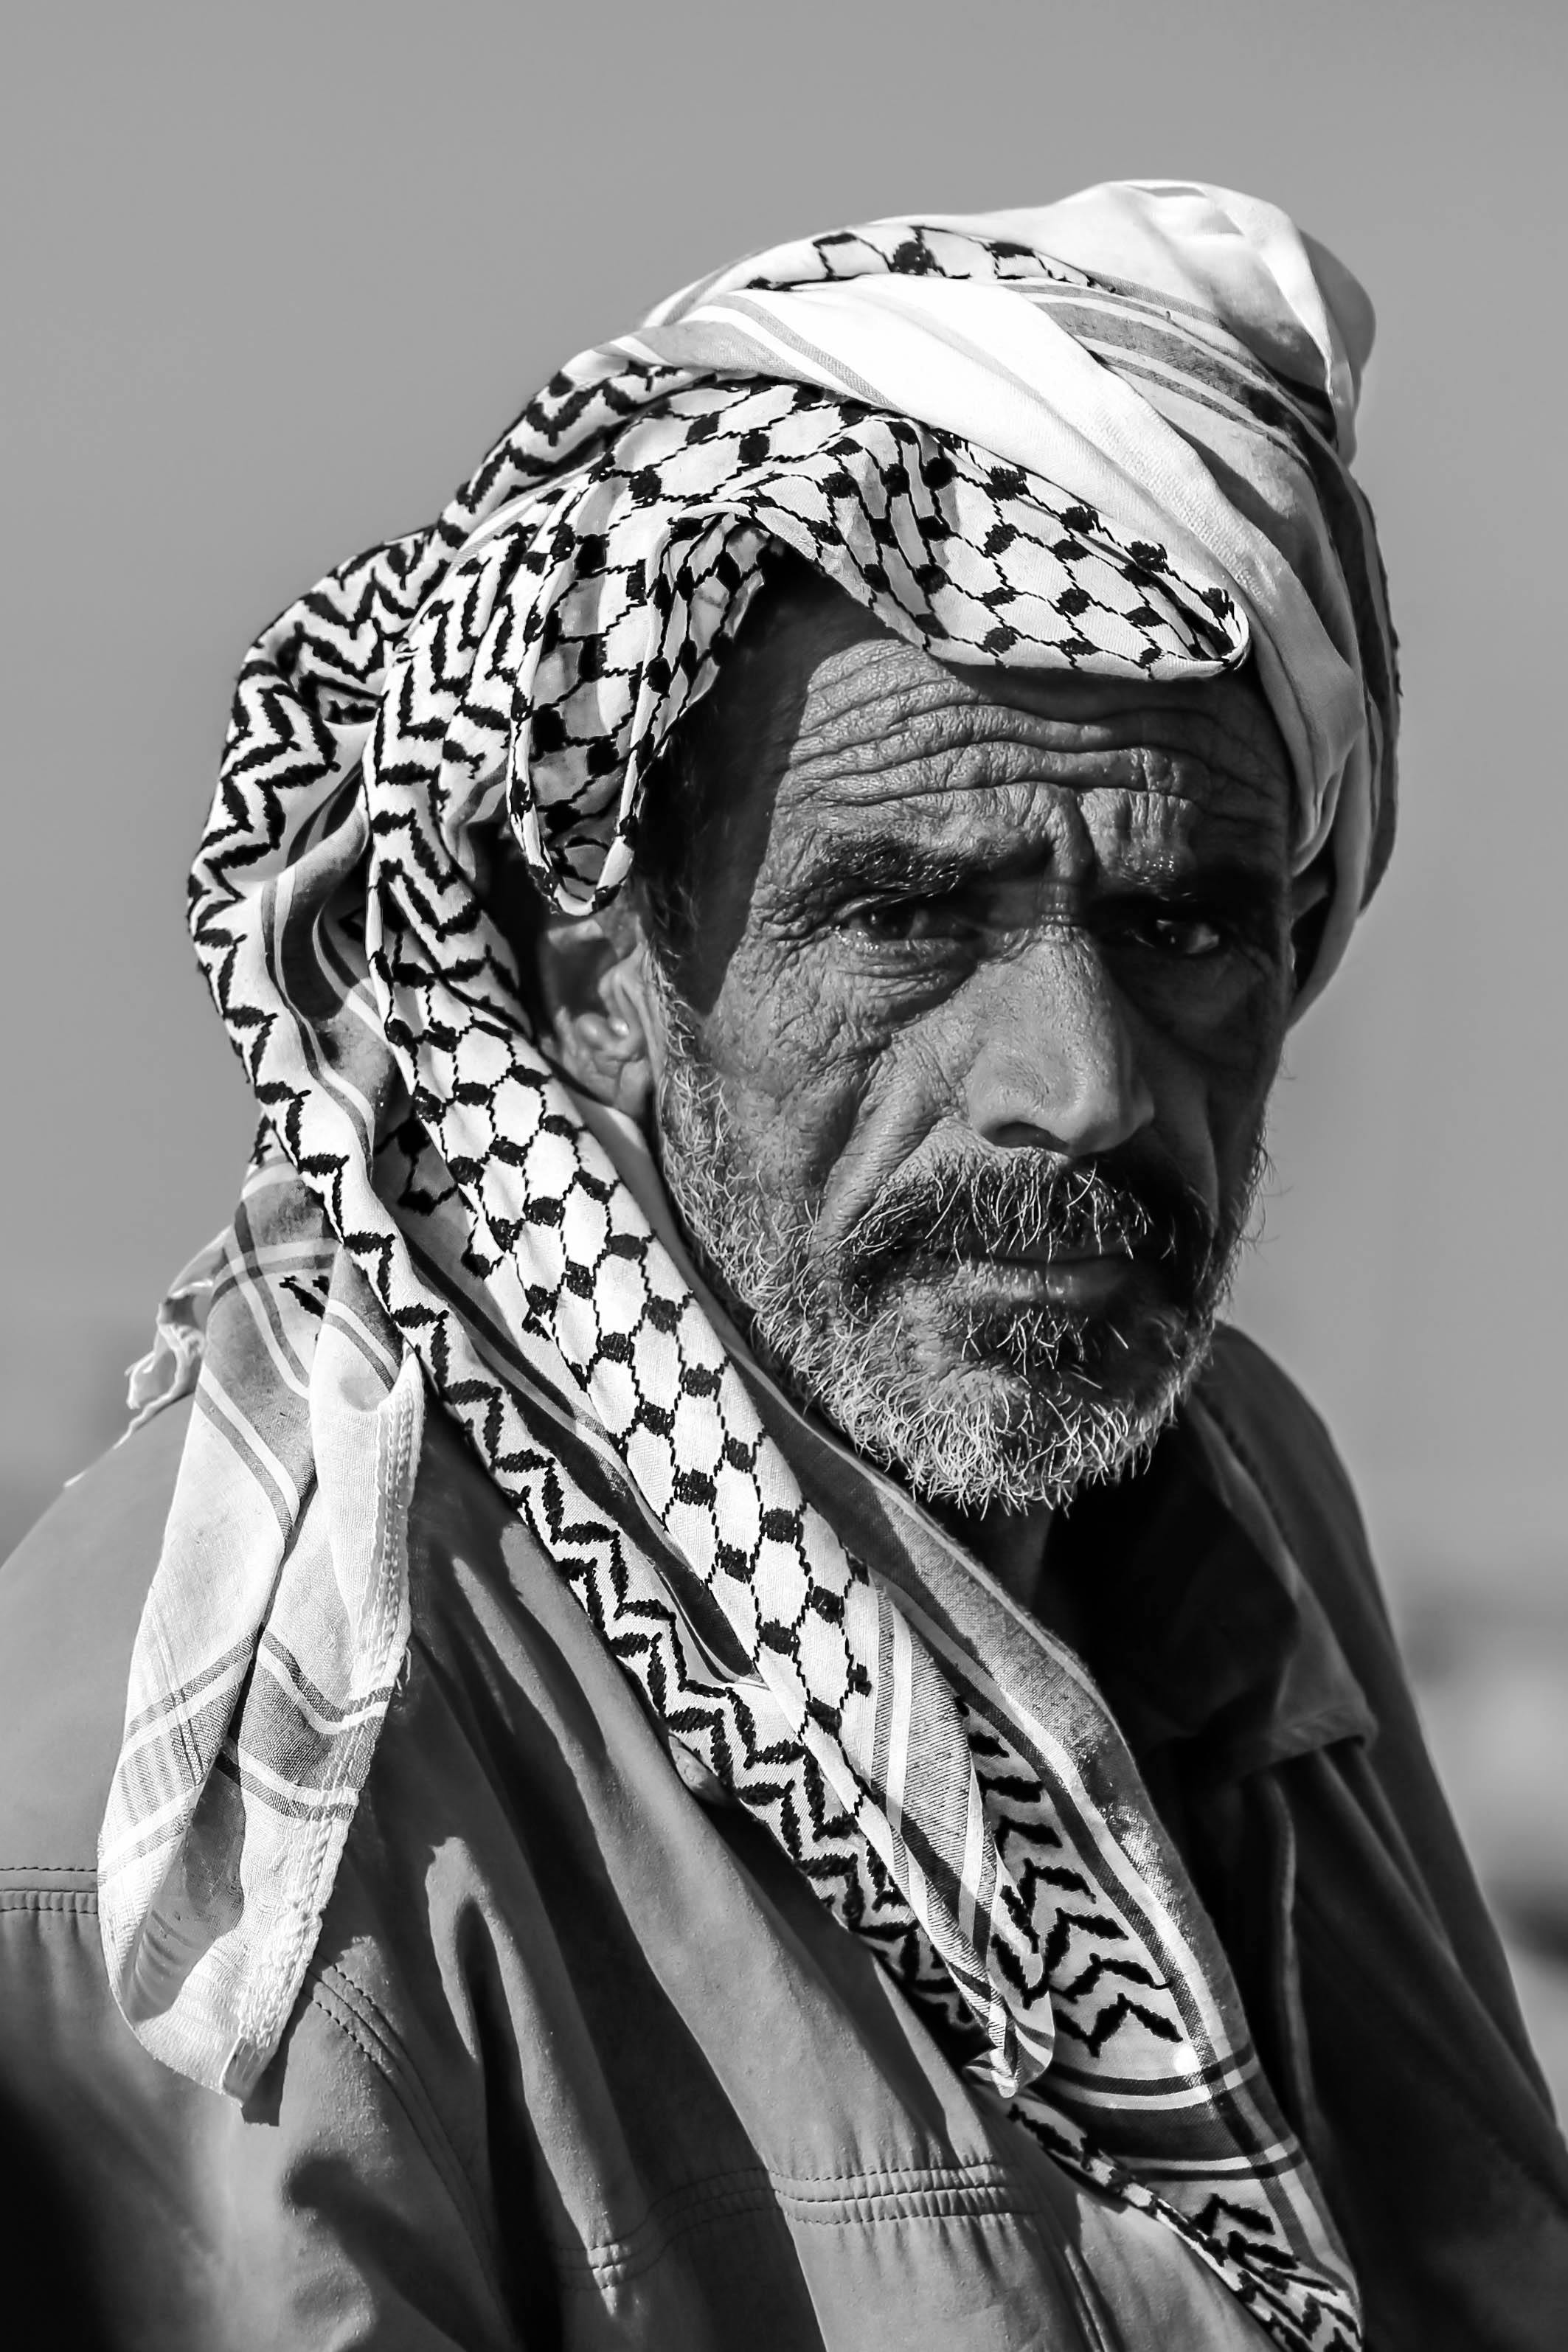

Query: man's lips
[999,1240,1151,1269]
[1019,1255,1148,1307]
[896,1243,1159,1309]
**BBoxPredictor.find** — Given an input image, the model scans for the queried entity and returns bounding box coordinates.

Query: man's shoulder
[0,1402,192,1880]
[0,1390,598,1888]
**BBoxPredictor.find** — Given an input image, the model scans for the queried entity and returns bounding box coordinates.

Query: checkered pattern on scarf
[99,201,1387,2351]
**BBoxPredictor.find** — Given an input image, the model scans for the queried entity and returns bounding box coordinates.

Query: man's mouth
[1007,1251,1151,1308]
[899,1243,1161,1311]
[830,1160,1210,1316]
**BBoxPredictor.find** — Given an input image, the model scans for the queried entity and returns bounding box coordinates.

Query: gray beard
[653,1017,1263,1516]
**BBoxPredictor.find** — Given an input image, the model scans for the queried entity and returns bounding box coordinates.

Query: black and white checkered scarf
[102,183,1397,2350]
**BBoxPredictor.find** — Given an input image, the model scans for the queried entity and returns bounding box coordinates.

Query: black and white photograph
[3,4,1565,2345]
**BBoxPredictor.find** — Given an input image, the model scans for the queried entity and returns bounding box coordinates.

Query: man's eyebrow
[787,830,979,906]
[782,830,1286,912]
[1103,852,1287,909]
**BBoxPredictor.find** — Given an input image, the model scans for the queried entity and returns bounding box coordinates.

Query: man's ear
[1288,857,1333,995]
[533,897,667,1122]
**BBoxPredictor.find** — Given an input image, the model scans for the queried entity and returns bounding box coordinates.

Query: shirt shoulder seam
[304,1960,507,2303]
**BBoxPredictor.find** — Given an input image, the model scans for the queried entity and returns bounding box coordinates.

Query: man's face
[642,573,1299,1512]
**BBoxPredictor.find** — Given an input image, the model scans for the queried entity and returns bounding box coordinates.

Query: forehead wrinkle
[776,724,1288,880]
[780,662,1291,837]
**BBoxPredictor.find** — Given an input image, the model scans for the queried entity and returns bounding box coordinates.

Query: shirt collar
[1052,1396,1374,1777]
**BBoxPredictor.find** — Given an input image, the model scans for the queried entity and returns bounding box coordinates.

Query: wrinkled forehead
[684,562,1297,872]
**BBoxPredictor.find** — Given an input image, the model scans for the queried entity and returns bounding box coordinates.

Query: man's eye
[1113,906,1228,958]
[839,899,968,946]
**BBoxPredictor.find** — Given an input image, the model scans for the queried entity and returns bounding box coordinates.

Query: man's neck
[934,1499,1054,1615]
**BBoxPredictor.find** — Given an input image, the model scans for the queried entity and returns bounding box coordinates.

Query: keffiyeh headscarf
[103,183,1397,2350]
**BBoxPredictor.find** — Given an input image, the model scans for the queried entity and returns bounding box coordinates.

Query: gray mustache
[831,1156,1216,1291]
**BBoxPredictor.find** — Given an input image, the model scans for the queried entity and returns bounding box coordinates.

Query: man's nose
[960,936,1155,1156]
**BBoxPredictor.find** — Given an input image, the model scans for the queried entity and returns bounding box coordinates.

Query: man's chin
[792,1286,1212,1516]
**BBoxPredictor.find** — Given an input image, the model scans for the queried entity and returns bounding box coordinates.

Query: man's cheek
[808,1029,971,1250]
[1198,1002,1286,1213]
[1144,983,1283,1218]
[704,949,886,1194]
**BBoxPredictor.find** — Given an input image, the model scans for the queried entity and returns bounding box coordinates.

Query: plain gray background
[4,0,1565,1623]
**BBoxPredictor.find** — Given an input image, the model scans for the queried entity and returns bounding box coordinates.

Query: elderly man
[1,184,1565,2352]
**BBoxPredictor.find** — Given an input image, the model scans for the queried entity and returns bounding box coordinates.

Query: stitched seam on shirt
[1043,2225,1119,2352]
[305,1967,508,2304]
[552,2160,1032,2286]
[780,2179,1020,2224]
[0,1864,97,1875]
[761,2159,1014,2193]
[0,1889,100,1912]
